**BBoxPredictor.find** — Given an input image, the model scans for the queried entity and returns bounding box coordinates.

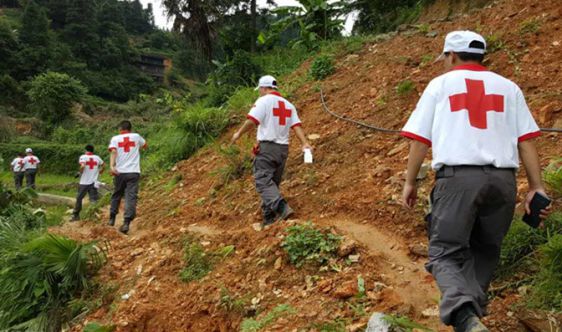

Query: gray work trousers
[25,169,37,189]
[253,142,289,220]
[73,184,99,217]
[13,172,24,190]
[426,166,516,325]
[110,173,140,221]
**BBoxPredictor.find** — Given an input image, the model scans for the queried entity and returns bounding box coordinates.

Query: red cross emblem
[85,158,98,169]
[118,137,136,153]
[449,79,504,129]
[28,157,37,165]
[273,101,292,126]
[18,160,24,166]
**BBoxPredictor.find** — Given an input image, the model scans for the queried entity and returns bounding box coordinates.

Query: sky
[139,0,355,33]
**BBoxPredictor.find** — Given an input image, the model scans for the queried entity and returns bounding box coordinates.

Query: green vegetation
[519,17,542,35]
[282,222,341,268]
[383,314,432,331]
[83,322,116,332]
[27,71,88,126]
[240,304,296,332]
[179,236,235,282]
[212,145,253,188]
[218,287,249,313]
[309,55,336,80]
[486,34,505,53]
[396,80,415,96]
[544,158,562,197]
[311,319,347,332]
[528,233,562,310]
[0,182,106,331]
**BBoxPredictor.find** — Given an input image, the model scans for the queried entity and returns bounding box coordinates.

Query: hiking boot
[276,201,294,222]
[119,219,131,234]
[108,217,115,226]
[70,214,80,222]
[262,216,277,227]
[453,304,489,332]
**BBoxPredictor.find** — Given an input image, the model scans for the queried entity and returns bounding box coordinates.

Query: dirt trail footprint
[320,219,442,327]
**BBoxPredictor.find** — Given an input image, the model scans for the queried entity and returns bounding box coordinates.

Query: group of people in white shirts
[10,148,41,190]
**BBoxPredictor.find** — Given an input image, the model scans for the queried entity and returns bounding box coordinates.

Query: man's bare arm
[231,120,256,144]
[519,140,550,219]
[402,141,430,209]
[293,126,311,150]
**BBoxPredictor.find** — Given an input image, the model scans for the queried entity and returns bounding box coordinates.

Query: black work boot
[276,200,294,222]
[108,214,116,226]
[262,211,277,227]
[119,219,131,234]
[453,303,489,332]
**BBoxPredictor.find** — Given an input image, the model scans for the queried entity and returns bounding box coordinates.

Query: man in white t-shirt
[10,152,25,190]
[22,148,40,189]
[231,75,312,226]
[401,31,551,331]
[71,145,105,221]
[108,120,147,234]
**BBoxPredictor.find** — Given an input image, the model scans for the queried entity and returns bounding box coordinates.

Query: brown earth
[54,0,562,331]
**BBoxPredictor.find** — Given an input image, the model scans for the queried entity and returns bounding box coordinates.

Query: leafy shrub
[528,234,562,310]
[396,80,415,95]
[282,222,341,268]
[240,304,296,332]
[544,158,562,198]
[27,71,88,126]
[519,17,541,35]
[207,50,262,106]
[309,55,335,80]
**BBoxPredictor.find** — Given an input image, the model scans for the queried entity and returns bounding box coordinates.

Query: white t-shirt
[401,64,540,170]
[108,132,146,173]
[23,155,41,170]
[79,153,104,185]
[247,92,302,145]
[11,157,25,172]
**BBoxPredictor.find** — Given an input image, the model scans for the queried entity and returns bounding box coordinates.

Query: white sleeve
[109,136,117,151]
[138,135,146,148]
[290,107,302,128]
[98,156,104,165]
[515,88,541,142]
[401,84,437,146]
[247,98,266,125]
[11,159,16,167]
[36,157,40,164]
[79,156,86,165]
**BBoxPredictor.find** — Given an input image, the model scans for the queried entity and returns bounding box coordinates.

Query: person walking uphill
[10,153,25,190]
[108,120,147,234]
[23,148,40,189]
[401,31,551,332]
[231,75,312,227]
[71,145,104,221]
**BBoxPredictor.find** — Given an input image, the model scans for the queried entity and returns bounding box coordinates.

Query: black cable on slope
[320,89,562,134]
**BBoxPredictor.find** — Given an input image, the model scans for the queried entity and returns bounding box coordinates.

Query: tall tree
[16,0,51,79]
[63,0,98,62]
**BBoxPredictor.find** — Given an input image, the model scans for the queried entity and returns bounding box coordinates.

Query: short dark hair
[455,40,486,63]
[119,120,132,131]
[85,145,94,152]
[18,152,24,157]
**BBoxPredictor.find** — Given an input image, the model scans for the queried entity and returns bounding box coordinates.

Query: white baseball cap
[255,75,278,90]
[436,30,487,61]
[25,148,33,153]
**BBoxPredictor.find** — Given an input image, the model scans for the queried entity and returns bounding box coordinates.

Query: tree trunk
[250,0,257,53]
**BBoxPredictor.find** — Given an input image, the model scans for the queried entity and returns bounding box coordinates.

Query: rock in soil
[333,281,358,299]
[337,237,357,257]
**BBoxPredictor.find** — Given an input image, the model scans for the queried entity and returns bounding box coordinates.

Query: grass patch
[164,174,183,192]
[528,233,562,310]
[212,145,253,189]
[83,322,116,332]
[383,314,432,331]
[519,17,542,35]
[82,192,111,221]
[179,236,235,282]
[282,222,341,268]
[486,33,505,53]
[218,287,249,314]
[396,80,415,96]
[311,319,347,332]
[240,304,296,332]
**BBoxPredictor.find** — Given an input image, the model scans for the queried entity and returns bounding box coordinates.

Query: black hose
[320,89,562,134]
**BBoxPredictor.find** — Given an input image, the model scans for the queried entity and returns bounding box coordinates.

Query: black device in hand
[522,192,551,228]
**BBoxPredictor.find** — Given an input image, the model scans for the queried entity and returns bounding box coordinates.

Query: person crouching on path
[401,31,551,332]
[71,145,105,221]
[10,152,25,190]
[23,148,40,189]
[108,120,147,234]
[231,75,312,227]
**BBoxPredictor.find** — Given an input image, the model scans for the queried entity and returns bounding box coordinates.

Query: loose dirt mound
[56,0,561,331]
